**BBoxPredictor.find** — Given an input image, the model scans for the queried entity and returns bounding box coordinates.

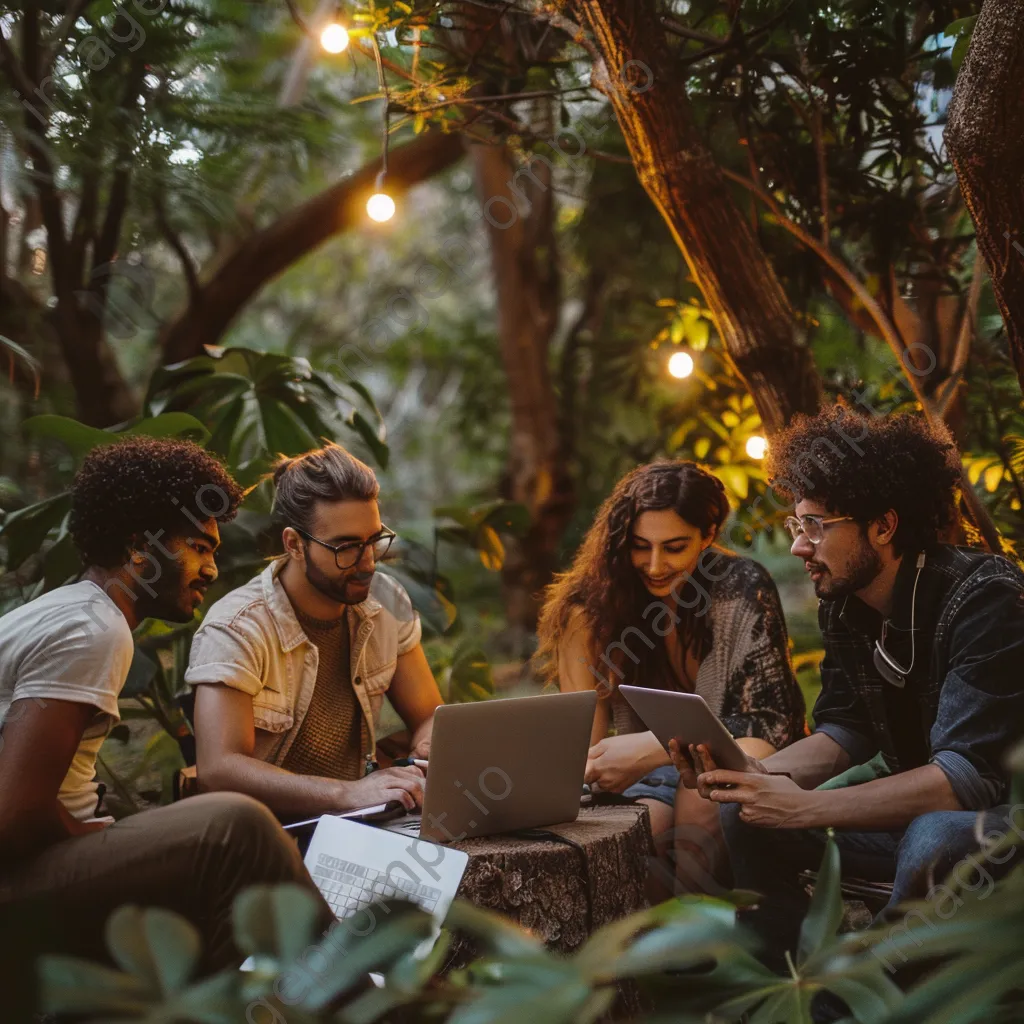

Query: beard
[809,541,882,600]
[140,565,206,623]
[304,558,374,605]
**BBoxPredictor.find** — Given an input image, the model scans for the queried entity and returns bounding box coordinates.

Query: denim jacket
[185,558,421,766]
[812,544,1024,810]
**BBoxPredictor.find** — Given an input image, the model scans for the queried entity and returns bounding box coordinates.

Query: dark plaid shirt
[812,544,1024,810]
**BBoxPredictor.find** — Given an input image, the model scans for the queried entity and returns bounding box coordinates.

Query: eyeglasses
[295,527,396,569]
[783,514,855,544]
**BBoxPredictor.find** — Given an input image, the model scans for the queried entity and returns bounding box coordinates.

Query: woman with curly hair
[535,461,805,895]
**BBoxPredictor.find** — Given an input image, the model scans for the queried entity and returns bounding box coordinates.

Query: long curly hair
[70,437,242,568]
[764,406,961,556]
[534,461,730,689]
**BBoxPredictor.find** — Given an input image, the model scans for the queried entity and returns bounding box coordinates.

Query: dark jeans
[720,803,1020,975]
[0,792,334,1017]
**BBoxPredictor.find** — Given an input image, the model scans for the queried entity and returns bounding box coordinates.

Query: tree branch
[153,195,200,303]
[91,60,147,286]
[158,129,465,363]
[723,167,1003,552]
[936,252,986,419]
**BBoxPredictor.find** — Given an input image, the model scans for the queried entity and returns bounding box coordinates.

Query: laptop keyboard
[312,851,443,918]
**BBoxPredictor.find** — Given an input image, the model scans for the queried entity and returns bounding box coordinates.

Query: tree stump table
[444,804,654,962]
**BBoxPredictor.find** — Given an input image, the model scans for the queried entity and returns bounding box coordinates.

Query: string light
[366,190,396,222]
[320,22,349,53]
[364,32,395,224]
[668,351,694,379]
[746,435,768,460]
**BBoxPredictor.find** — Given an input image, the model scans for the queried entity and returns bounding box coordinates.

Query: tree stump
[443,804,653,965]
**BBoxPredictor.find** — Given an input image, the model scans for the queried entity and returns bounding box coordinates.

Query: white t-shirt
[0,581,134,820]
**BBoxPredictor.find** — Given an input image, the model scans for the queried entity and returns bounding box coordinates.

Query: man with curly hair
[0,437,331,976]
[670,407,1024,980]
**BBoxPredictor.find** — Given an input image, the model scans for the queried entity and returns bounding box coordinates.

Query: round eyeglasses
[783,514,855,545]
[295,527,396,569]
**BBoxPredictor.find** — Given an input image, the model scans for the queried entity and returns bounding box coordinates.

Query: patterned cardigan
[609,554,806,750]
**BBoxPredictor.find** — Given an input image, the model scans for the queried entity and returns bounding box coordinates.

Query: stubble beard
[813,542,883,600]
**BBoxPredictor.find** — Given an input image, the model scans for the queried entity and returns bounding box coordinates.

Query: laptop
[384,689,598,843]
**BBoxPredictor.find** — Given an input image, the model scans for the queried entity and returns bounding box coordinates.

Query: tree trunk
[566,0,821,431]
[946,0,1024,395]
[51,304,140,426]
[446,804,652,959]
[471,137,575,643]
[157,131,465,365]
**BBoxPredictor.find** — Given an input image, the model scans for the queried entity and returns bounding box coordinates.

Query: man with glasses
[670,407,1024,988]
[188,442,442,819]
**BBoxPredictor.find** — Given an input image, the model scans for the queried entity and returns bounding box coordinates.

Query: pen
[391,757,429,769]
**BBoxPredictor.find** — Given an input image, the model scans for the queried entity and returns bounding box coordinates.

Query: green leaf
[38,955,151,1016]
[447,644,496,703]
[105,905,201,995]
[299,902,435,1011]
[232,884,323,963]
[444,901,545,959]
[378,564,457,635]
[125,412,212,447]
[686,317,710,351]
[0,491,73,570]
[260,398,319,456]
[122,647,160,699]
[346,410,390,469]
[476,524,505,571]
[797,836,843,966]
[41,529,82,589]
[983,463,1005,493]
[22,415,115,460]
[717,465,749,500]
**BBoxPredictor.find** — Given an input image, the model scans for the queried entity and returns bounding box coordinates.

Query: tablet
[617,686,749,772]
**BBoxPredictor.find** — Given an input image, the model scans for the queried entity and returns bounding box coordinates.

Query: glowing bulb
[746,435,768,460]
[668,351,694,379]
[366,192,396,223]
[320,22,350,54]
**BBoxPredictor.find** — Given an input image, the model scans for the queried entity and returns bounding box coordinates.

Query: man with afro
[671,407,1024,983]
[0,437,331,976]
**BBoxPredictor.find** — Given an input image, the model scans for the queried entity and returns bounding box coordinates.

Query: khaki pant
[0,792,332,1005]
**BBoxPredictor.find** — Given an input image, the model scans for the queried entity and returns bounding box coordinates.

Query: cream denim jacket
[185,558,421,766]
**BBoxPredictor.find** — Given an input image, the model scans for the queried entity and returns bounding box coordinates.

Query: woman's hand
[585,733,667,794]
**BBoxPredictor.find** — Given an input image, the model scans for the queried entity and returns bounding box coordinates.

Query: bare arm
[193,684,424,817]
[386,644,444,758]
[0,698,108,860]
[761,731,851,788]
[703,762,961,831]
[802,763,961,829]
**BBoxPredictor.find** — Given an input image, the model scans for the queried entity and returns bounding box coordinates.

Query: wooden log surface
[446,804,653,959]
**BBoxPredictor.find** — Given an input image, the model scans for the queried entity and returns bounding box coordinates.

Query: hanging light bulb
[320,22,350,53]
[668,351,694,379]
[746,435,768,460]
[366,191,395,222]
[366,169,395,223]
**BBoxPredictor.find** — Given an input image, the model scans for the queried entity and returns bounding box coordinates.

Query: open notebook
[304,815,469,929]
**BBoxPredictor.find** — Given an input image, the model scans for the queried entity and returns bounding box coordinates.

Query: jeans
[624,764,681,807]
[719,803,1018,975]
